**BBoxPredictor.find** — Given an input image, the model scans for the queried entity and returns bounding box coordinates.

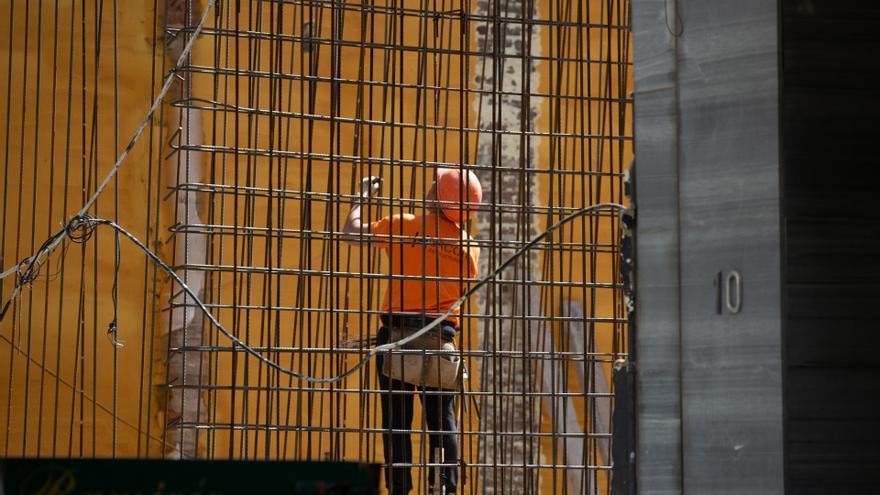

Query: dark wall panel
[781,1,880,492]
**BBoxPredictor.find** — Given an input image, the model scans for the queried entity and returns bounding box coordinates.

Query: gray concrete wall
[632,1,683,493]
[633,1,785,493]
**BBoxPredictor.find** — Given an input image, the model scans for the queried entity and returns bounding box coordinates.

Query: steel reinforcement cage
[0,0,631,493]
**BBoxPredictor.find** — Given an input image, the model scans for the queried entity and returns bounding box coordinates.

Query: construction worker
[342,168,482,494]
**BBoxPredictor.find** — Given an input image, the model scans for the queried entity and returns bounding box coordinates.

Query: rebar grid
[0,0,631,493]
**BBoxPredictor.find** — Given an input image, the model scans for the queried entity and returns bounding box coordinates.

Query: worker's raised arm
[341,176,382,246]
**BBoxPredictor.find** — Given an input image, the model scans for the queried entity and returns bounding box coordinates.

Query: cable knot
[66,214,97,244]
[15,256,37,285]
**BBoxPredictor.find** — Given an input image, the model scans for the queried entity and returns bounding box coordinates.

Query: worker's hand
[359,176,382,199]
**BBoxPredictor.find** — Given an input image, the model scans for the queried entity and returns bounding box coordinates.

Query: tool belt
[381,319,466,390]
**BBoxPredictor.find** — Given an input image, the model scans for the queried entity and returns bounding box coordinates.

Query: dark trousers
[376,326,459,494]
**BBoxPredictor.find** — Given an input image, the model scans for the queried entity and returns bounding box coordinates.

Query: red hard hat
[436,168,482,223]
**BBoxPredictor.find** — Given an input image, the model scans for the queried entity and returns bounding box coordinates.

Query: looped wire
[107,319,124,348]
[66,214,98,244]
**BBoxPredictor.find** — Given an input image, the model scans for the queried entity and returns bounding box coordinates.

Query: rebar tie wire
[0,202,626,384]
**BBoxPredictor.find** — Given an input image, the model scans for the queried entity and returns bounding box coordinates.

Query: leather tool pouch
[381,326,466,390]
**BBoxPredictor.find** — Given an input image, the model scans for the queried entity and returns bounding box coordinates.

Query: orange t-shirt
[370,212,479,326]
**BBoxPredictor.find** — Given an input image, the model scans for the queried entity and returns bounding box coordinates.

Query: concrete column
[161,0,208,460]
[471,0,544,491]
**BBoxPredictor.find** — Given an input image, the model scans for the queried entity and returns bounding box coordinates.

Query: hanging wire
[1,203,625,384]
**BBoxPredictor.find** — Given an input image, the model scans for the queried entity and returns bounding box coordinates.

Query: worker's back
[370,212,479,322]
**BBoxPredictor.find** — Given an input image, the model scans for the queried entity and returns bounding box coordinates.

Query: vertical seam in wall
[671,0,685,492]
[776,0,789,490]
